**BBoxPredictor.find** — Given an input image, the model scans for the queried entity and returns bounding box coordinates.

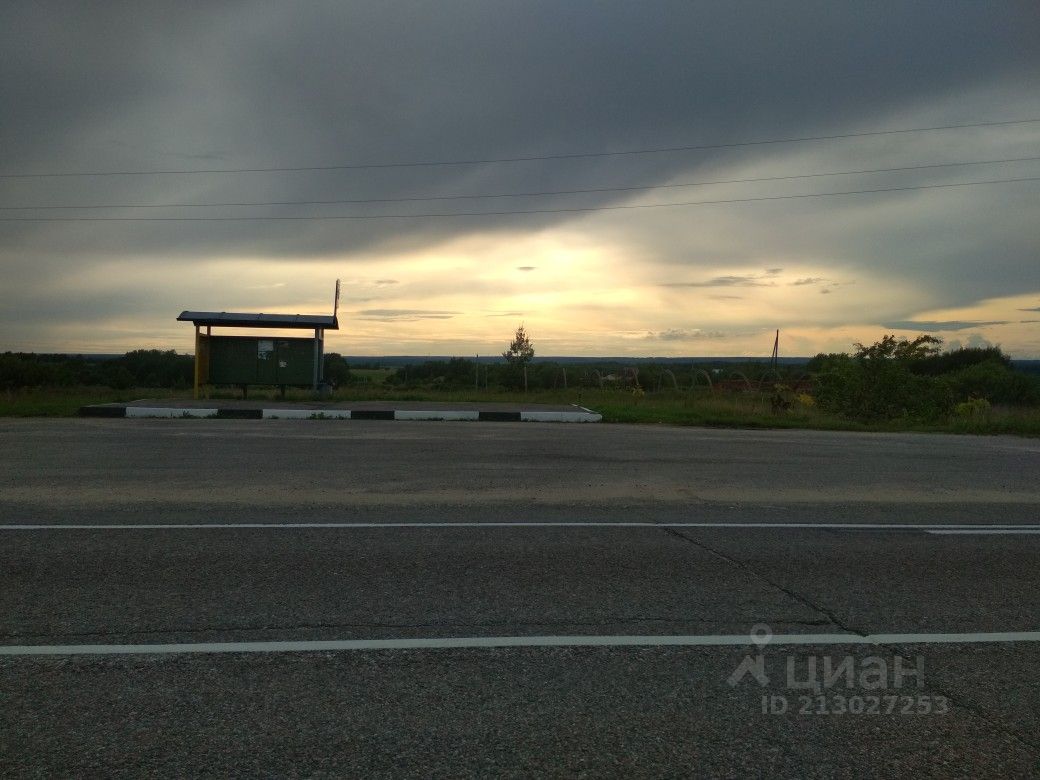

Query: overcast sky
[2,1,1038,356]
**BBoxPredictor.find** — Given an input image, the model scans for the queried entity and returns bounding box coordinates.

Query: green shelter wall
[203,335,317,386]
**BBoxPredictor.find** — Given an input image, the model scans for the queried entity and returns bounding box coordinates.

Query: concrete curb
[80,406,602,423]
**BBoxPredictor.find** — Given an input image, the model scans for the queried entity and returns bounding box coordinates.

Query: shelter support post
[312,328,321,391]
[193,325,200,400]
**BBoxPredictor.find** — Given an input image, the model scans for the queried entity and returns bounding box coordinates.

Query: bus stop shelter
[178,308,339,399]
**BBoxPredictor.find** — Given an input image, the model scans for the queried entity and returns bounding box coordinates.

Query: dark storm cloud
[1,1,1039,347]
[1,288,161,323]
[2,0,1037,261]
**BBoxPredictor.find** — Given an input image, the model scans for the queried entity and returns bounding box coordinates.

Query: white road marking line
[927,529,1040,535]
[1,522,1037,531]
[3,631,1039,656]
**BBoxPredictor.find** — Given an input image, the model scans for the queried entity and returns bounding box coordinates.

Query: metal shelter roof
[177,311,339,330]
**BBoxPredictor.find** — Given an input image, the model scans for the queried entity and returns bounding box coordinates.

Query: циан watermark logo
[728,624,948,716]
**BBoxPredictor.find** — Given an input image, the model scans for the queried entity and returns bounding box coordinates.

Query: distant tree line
[1,350,194,390]
[5,339,1038,424]
[1,350,358,391]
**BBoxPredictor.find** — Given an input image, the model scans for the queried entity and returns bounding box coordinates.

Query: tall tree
[503,325,535,391]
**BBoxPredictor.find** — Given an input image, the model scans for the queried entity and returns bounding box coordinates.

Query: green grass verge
[0,387,189,417]
[2,385,1038,436]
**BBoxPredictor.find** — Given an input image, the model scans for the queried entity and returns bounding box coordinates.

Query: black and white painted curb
[80,406,602,423]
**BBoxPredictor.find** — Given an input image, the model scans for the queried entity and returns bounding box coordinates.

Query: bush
[322,353,352,386]
[384,358,482,389]
[955,397,991,419]
[811,335,1040,421]
[945,360,1040,405]
[116,350,193,388]
[103,365,136,390]
[911,346,1012,376]
[813,336,952,421]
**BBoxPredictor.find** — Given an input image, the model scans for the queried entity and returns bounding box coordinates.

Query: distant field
[2,384,1039,436]
[348,368,395,384]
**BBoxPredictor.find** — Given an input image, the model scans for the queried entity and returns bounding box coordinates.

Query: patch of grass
[592,391,1040,436]
[592,391,858,430]
[3,384,1039,436]
[931,405,1040,437]
[349,368,395,384]
[0,386,191,417]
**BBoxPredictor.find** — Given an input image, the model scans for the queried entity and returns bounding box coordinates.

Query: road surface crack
[660,526,1040,755]
[660,526,869,637]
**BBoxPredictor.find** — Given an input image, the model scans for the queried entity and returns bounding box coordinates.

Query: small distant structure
[177,281,340,399]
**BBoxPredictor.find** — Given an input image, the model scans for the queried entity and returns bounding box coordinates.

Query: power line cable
[0,176,1036,222]
[1,119,1037,179]
[3,156,1038,210]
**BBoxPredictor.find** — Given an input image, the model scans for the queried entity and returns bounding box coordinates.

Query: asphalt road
[2,419,1039,778]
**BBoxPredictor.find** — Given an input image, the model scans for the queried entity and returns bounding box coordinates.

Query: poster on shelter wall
[257,339,274,360]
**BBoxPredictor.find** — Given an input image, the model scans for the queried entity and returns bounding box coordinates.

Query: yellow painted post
[193,325,200,400]
[205,326,211,399]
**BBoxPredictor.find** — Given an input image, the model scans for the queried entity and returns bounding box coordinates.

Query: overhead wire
[1,118,1037,179]
[1,176,1036,222]
[2,155,1038,211]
